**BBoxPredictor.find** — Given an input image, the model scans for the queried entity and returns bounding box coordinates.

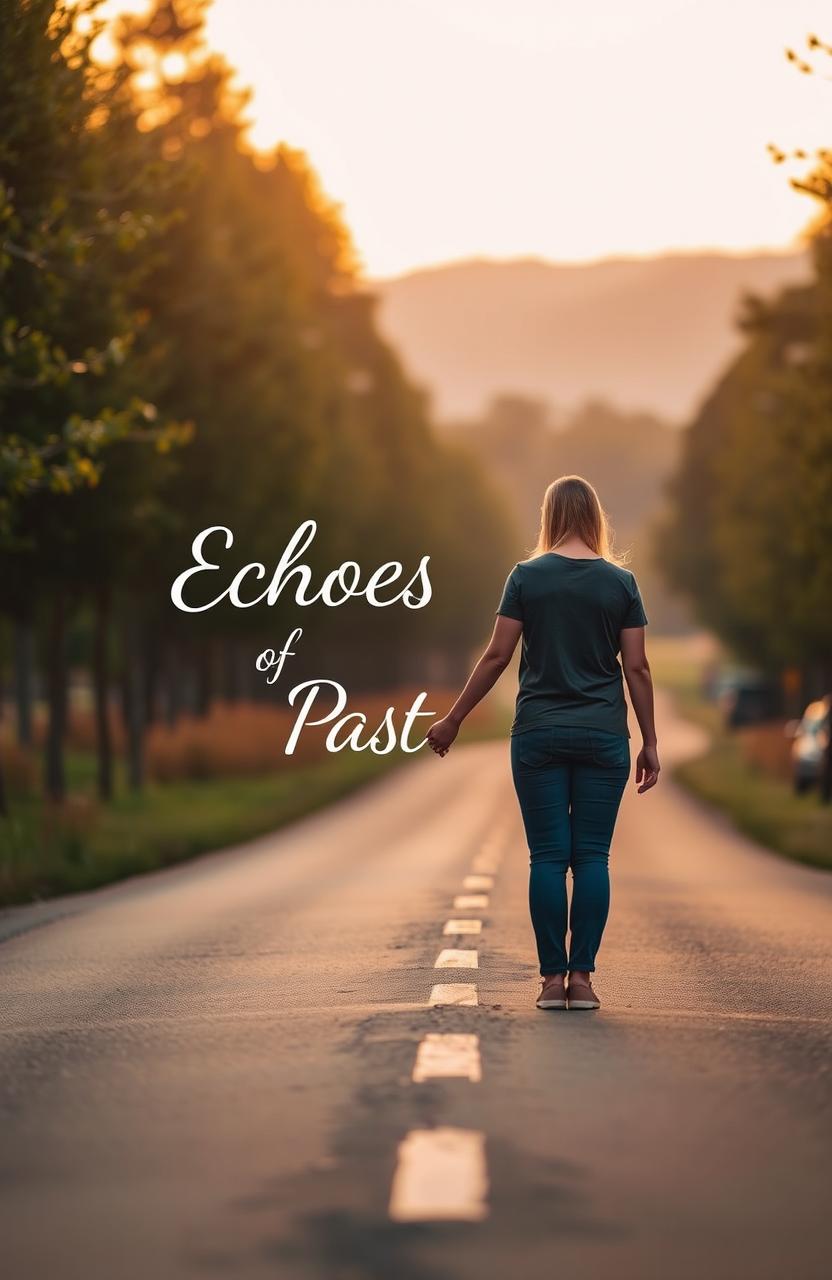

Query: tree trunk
[143,629,159,727]
[45,592,67,803]
[164,643,184,727]
[0,661,8,816]
[13,619,34,748]
[195,642,214,719]
[122,617,145,792]
[222,638,240,703]
[93,585,114,803]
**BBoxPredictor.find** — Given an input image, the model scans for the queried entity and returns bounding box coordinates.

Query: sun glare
[97,0,832,276]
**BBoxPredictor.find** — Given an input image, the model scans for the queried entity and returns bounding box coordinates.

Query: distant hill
[373,250,810,422]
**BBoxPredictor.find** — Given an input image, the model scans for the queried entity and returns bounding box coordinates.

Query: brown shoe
[567,976,601,1010]
[536,975,567,1010]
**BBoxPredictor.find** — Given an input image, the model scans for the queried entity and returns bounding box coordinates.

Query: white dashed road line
[412,1033,482,1083]
[443,919,482,935]
[471,850,502,875]
[434,948,478,968]
[388,1128,489,1222]
[389,840,507,1224]
[429,983,478,1007]
[453,894,489,910]
[462,874,494,891]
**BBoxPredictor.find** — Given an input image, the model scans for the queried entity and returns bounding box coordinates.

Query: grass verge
[650,636,832,872]
[0,707,512,908]
[0,752,402,907]
[674,739,832,870]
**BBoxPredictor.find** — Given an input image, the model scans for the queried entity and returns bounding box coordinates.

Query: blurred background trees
[658,32,832,709]
[0,0,514,815]
[453,395,686,632]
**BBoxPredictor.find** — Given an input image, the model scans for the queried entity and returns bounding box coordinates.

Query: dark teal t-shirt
[497,552,648,738]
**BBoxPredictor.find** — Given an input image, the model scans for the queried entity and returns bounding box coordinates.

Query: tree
[1,0,516,831]
[0,0,185,803]
[658,31,832,801]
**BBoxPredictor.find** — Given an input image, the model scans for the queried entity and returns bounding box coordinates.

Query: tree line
[0,0,514,813]
[452,395,686,631]
[658,32,832,766]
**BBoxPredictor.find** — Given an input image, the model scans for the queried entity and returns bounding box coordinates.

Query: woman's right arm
[426,615,523,756]
[620,626,660,792]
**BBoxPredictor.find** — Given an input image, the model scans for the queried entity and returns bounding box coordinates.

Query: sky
[114,1,832,278]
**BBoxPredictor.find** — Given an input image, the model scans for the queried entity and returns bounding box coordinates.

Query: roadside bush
[145,688,494,782]
[0,742,38,798]
[737,722,792,782]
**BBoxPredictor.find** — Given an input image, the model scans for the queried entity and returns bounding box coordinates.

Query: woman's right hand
[635,743,660,793]
[426,716,460,757]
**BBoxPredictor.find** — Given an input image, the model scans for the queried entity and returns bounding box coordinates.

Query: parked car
[786,697,831,795]
[718,673,782,728]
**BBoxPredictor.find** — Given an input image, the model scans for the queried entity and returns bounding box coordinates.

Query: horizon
[100,1,832,277]
[202,0,829,276]
[366,239,809,284]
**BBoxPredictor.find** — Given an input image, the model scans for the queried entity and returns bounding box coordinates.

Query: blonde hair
[533,475,625,564]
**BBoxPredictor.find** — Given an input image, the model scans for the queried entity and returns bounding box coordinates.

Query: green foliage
[0,0,514,818]
[660,33,832,679]
[659,262,832,674]
[676,735,832,870]
[0,0,186,549]
[84,0,513,674]
[0,749,402,904]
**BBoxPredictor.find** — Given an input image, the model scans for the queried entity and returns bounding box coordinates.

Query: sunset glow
[106,0,832,276]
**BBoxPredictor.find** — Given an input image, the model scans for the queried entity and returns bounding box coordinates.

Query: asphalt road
[1,693,830,1280]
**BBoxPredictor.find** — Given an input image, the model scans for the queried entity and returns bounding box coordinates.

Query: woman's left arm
[426,616,523,756]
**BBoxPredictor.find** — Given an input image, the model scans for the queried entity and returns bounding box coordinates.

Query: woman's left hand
[426,716,460,757]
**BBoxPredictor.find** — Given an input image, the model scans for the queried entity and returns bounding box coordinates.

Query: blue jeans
[511,725,629,974]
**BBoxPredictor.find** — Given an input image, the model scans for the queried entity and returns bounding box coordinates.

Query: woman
[426,475,659,1011]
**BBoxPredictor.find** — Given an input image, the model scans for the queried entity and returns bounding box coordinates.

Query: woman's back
[498,552,647,738]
